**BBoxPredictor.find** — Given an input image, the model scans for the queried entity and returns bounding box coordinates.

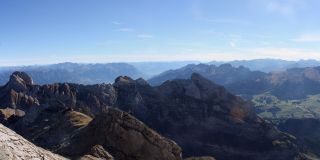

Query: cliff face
[114,73,306,160]
[0,72,311,160]
[0,123,66,160]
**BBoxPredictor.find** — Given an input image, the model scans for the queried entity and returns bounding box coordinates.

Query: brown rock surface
[59,108,182,160]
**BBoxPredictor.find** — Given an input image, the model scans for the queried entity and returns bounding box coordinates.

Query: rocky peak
[10,71,33,85]
[157,73,228,101]
[4,71,33,92]
[135,78,149,86]
[114,76,134,85]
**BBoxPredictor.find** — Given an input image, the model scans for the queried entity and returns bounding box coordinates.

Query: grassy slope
[252,93,320,120]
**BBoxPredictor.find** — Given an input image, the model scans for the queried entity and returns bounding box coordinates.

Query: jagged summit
[114,75,135,84]
[10,71,34,85]
[2,71,34,93]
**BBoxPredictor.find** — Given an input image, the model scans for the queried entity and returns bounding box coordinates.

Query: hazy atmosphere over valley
[1,0,320,160]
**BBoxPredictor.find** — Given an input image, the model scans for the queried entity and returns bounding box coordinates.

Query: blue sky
[1,0,320,66]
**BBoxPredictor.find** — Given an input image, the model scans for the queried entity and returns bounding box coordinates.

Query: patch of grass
[65,111,93,127]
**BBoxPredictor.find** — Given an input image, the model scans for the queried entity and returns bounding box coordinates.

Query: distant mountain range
[129,61,200,78]
[0,62,144,85]
[0,59,320,85]
[1,59,320,86]
[0,61,201,85]
[0,72,314,160]
[149,63,320,100]
[209,59,320,73]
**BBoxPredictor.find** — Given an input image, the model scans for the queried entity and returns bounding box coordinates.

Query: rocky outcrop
[58,108,182,160]
[80,145,114,160]
[0,123,66,160]
[2,71,33,93]
[86,145,114,160]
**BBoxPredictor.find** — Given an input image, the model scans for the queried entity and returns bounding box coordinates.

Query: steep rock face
[58,108,182,160]
[117,73,305,160]
[6,71,34,92]
[0,123,66,160]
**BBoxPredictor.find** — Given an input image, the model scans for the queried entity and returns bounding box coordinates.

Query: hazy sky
[1,0,320,66]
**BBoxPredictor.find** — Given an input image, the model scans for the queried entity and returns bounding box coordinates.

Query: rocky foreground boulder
[0,71,315,160]
[0,123,66,160]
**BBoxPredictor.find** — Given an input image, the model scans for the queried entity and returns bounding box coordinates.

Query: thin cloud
[203,18,251,25]
[112,21,121,25]
[4,47,320,66]
[189,0,251,25]
[137,34,154,39]
[293,33,320,42]
[96,40,121,46]
[114,28,135,32]
[254,0,306,16]
[229,41,236,48]
[249,47,320,60]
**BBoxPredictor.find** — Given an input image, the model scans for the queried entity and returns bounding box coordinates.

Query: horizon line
[0,58,319,67]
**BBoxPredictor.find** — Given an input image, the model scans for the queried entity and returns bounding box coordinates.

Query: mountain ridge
[0,71,313,160]
[149,63,320,100]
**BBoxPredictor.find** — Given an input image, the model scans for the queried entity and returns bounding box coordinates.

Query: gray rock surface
[0,123,66,160]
